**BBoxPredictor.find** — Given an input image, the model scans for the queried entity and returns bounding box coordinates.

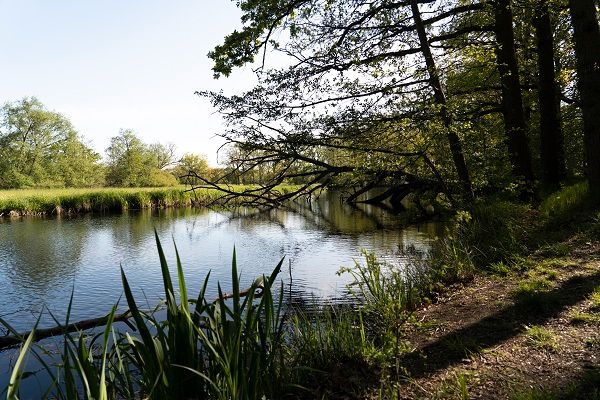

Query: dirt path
[397,243,600,399]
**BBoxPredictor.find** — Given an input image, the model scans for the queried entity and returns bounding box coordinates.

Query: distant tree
[148,142,177,169]
[174,153,210,185]
[105,129,149,186]
[105,130,178,187]
[0,97,103,188]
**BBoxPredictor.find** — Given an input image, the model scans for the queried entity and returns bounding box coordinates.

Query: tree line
[0,97,214,189]
[198,0,600,205]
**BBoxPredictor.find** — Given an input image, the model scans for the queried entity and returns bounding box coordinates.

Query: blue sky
[0,0,258,165]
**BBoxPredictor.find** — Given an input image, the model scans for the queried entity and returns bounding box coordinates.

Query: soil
[393,237,600,399]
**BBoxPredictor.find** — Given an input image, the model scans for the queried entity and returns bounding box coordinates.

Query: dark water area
[0,193,441,396]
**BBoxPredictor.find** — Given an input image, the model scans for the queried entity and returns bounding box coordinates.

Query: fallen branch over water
[0,310,134,350]
[0,280,265,350]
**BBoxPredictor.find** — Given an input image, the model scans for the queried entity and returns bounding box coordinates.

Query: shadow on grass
[511,366,600,400]
[400,271,600,380]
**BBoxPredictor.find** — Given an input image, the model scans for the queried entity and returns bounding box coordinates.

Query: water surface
[0,195,440,333]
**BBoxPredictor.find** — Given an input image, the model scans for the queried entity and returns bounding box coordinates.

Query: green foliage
[6,324,36,400]
[539,182,592,225]
[513,277,556,312]
[431,201,530,280]
[432,371,473,400]
[0,97,104,189]
[105,130,178,187]
[0,185,301,215]
[174,153,211,185]
[339,251,419,345]
[289,307,370,371]
[571,286,600,325]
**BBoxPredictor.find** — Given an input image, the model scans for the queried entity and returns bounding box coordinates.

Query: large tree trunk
[494,0,535,187]
[410,0,474,201]
[569,0,600,193]
[535,0,564,188]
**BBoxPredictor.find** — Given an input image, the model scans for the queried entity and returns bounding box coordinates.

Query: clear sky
[0,0,258,166]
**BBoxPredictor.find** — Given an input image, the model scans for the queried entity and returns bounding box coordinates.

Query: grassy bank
[0,185,300,216]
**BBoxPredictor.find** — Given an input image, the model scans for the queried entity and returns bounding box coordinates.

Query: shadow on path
[401,271,600,379]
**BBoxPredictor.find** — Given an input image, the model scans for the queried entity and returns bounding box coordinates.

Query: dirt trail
[399,245,600,399]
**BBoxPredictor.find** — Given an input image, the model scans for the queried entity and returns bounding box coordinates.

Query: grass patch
[513,278,556,312]
[488,261,511,277]
[536,242,571,258]
[539,182,592,226]
[571,287,600,325]
[524,325,557,351]
[571,311,600,325]
[433,371,473,400]
[589,287,600,310]
[0,185,303,216]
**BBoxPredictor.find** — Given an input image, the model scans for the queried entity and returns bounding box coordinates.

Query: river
[0,194,440,333]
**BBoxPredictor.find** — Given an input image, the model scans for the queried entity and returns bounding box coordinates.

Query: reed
[0,185,301,216]
[1,233,289,399]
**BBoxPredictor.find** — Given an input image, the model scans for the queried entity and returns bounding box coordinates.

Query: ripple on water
[0,198,440,331]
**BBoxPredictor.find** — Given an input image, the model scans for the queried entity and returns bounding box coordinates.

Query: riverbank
[0,185,300,216]
[293,183,600,399]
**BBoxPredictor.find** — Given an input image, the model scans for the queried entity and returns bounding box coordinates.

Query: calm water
[0,195,440,333]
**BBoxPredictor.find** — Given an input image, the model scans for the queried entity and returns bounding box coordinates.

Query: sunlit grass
[524,325,557,351]
[0,185,302,215]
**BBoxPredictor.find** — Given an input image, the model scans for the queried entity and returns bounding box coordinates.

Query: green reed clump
[339,252,419,350]
[3,233,289,400]
[289,306,369,371]
[0,185,305,216]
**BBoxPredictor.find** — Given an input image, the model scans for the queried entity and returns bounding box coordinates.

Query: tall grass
[539,182,590,223]
[430,201,531,279]
[0,185,301,216]
[340,251,420,344]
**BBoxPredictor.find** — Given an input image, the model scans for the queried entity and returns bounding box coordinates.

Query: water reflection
[0,193,441,332]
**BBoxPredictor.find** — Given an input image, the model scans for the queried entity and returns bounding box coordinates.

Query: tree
[201,0,498,206]
[201,0,595,206]
[174,153,210,185]
[105,129,149,187]
[568,0,600,193]
[148,142,177,170]
[534,0,564,188]
[105,130,178,187]
[493,0,534,187]
[0,97,103,188]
